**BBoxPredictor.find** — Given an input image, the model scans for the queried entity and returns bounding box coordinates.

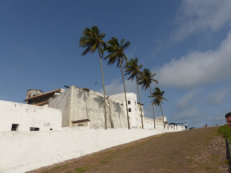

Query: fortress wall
[0,128,181,173]
[0,100,62,132]
[49,86,128,129]
[70,86,128,128]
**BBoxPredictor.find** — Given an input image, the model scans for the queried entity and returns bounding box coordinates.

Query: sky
[0,0,230,128]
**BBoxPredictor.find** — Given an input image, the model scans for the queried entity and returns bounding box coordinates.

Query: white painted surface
[110,93,167,129]
[49,86,128,128]
[0,100,62,132]
[110,93,143,128]
[0,128,184,173]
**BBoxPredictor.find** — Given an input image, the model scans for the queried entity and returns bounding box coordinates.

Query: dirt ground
[30,127,229,173]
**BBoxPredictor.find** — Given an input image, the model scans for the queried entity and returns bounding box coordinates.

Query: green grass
[75,166,88,173]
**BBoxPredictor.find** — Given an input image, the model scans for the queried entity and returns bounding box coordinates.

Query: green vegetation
[104,37,131,129]
[125,58,144,128]
[139,68,158,129]
[75,166,89,173]
[79,26,107,130]
[79,25,166,130]
[149,87,167,128]
[218,125,231,142]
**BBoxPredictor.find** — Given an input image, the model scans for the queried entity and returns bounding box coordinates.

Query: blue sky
[0,0,230,127]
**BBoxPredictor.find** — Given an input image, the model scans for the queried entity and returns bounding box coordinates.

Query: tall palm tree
[139,69,158,129]
[125,58,144,128]
[79,26,108,129]
[149,87,167,129]
[104,37,131,129]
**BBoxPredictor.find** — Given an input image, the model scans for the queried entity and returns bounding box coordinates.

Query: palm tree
[104,37,131,129]
[79,26,108,129]
[139,69,158,129]
[149,87,167,129]
[125,58,144,128]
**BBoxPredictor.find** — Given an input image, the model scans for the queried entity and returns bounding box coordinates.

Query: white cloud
[171,89,202,122]
[173,107,200,121]
[172,0,231,41]
[155,31,231,88]
[102,79,137,96]
[207,90,229,105]
[177,89,202,109]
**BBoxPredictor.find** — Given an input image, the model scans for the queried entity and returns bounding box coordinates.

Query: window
[11,124,19,131]
[128,100,131,104]
[30,127,40,131]
[128,108,131,112]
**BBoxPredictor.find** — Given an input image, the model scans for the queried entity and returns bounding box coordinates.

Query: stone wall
[49,86,128,129]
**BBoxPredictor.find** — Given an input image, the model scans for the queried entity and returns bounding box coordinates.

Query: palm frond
[81,46,91,56]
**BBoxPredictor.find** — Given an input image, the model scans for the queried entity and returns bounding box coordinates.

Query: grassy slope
[30,127,229,173]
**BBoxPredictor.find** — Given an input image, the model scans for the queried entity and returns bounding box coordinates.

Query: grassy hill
[30,127,229,173]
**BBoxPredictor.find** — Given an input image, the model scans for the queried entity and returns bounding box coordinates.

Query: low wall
[0,128,183,173]
[0,100,62,132]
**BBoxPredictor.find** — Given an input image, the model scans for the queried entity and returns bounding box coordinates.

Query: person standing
[225,112,231,127]
[185,122,187,130]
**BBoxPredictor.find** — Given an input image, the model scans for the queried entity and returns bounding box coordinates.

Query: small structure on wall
[25,89,64,106]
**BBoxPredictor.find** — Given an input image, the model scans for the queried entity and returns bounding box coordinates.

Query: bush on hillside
[218,125,231,142]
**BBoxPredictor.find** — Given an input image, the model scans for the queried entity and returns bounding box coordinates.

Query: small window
[30,127,40,131]
[128,101,131,104]
[128,108,131,112]
[11,124,19,131]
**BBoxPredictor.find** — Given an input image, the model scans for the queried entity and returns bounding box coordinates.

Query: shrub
[218,125,231,142]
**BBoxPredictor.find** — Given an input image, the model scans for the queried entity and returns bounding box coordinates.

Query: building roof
[24,89,61,101]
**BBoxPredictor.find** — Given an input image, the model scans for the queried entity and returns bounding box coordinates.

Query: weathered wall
[143,117,185,130]
[49,88,72,127]
[0,100,62,131]
[110,93,143,128]
[70,87,128,128]
[0,128,182,173]
[144,117,166,130]
[49,86,128,129]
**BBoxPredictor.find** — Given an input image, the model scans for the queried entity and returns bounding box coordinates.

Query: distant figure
[204,124,208,128]
[184,122,187,130]
[225,112,231,127]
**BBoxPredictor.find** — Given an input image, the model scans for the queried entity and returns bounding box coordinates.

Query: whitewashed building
[0,100,62,132]
[0,85,175,131]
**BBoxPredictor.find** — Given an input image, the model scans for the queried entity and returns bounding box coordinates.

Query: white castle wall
[0,128,184,173]
[143,117,169,130]
[110,93,143,128]
[0,100,62,132]
[49,86,128,129]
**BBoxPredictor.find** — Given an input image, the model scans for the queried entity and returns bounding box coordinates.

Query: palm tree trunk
[120,64,130,129]
[160,103,164,129]
[98,49,107,130]
[136,77,143,129]
[107,99,114,128]
[150,88,156,130]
